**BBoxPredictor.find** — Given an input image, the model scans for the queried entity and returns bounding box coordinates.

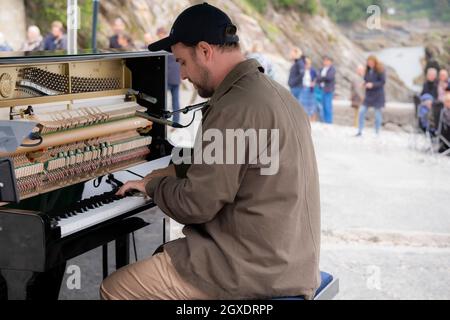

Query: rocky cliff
[22,0,412,101]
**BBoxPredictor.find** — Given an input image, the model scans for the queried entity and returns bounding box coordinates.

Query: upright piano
[0,50,173,299]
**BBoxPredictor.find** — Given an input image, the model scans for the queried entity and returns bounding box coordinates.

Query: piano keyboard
[49,190,152,238]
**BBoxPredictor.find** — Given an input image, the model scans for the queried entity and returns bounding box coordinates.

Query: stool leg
[163,218,166,244]
[115,234,130,270]
[102,244,108,279]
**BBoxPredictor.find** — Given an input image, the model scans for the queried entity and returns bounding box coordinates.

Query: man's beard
[192,64,215,98]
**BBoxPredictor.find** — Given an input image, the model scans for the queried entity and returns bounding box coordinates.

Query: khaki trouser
[100,250,211,300]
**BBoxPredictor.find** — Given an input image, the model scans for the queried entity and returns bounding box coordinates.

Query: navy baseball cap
[148,2,239,52]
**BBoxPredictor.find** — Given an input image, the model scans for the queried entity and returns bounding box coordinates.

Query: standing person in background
[421,68,439,100]
[20,26,43,51]
[288,47,305,102]
[313,84,324,122]
[438,91,450,154]
[350,65,365,128]
[437,69,449,104]
[424,46,440,76]
[421,68,441,127]
[142,32,153,50]
[109,18,126,49]
[43,21,67,51]
[155,27,181,128]
[299,57,317,121]
[117,33,135,51]
[246,41,275,79]
[317,56,336,124]
[356,55,386,137]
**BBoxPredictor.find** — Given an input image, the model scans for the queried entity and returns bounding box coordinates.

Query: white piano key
[57,195,149,238]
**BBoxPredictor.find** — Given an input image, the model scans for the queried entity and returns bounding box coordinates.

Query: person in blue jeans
[357,55,386,136]
[314,85,324,122]
[288,47,305,103]
[299,57,318,120]
[317,56,336,124]
[156,27,181,124]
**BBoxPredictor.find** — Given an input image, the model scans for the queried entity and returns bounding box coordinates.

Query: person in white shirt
[20,26,43,52]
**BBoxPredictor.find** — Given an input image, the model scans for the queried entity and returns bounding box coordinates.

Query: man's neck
[212,52,245,91]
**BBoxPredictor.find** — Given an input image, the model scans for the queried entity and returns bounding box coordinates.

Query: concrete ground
[59,207,165,300]
[313,123,450,300]
[59,95,450,300]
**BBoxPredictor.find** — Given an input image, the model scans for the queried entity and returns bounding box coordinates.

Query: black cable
[175,110,199,129]
[20,136,43,148]
[162,101,208,118]
[132,232,138,262]
[107,174,124,188]
[126,170,144,179]
[93,175,103,188]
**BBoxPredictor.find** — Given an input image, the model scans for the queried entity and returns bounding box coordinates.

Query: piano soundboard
[0,51,173,300]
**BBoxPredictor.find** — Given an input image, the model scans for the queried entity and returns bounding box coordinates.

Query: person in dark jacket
[421,67,439,100]
[288,47,305,101]
[356,55,386,136]
[43,21,67,51]
[156,27,181,126]
[109,18,126,49]
[317,56,336,124]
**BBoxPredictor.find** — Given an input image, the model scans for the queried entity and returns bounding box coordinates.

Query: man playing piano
[101,3,321,300]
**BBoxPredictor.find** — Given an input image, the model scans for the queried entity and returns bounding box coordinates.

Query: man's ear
[196,41,214,62]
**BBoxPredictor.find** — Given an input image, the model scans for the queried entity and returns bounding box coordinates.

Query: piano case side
[0,209,46,272]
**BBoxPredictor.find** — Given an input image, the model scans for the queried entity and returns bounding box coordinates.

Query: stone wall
[0,0,26,50]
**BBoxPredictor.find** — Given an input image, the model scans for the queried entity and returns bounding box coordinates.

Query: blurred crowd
[287,47,387,138]
[1,18,449,153]
[0,21,67,52]
[415,51,450,154]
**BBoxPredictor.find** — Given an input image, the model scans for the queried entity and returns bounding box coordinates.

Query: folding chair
[413,93,421,119]
[436,108,450,156]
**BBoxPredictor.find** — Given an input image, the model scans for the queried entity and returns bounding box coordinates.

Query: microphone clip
[162,101,209,119]
[135,111,184,128]
[126,89,158,105]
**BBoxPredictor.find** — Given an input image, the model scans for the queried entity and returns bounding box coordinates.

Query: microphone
[127,89,158,105]
[135,111,184,128]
